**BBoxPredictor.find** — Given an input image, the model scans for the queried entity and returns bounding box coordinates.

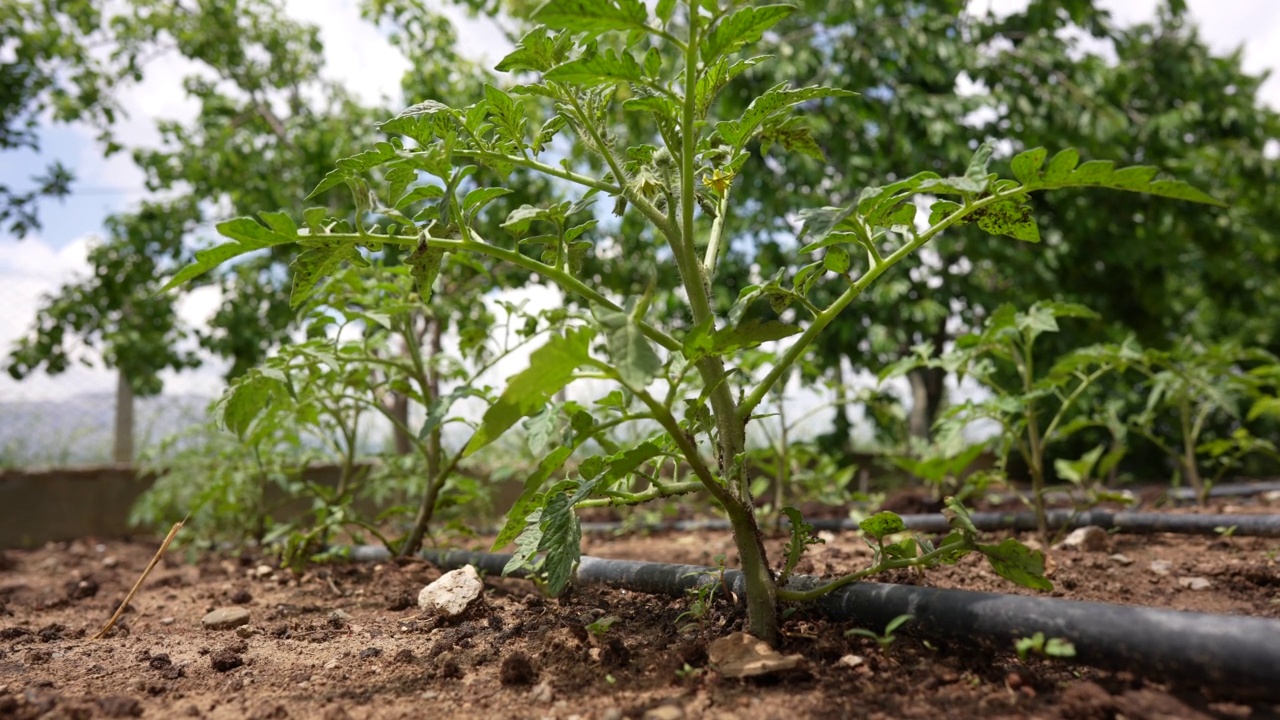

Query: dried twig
[91,519,185,640]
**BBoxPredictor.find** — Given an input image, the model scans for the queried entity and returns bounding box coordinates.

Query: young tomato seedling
[166,0,1223,644]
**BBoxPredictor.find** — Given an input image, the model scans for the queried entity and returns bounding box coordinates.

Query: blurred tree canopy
[6,0,1278,470]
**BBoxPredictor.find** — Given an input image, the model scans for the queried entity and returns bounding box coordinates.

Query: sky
[2,0,1279,440]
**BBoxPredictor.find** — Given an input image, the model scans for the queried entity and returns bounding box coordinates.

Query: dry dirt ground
[2,499,1279,719]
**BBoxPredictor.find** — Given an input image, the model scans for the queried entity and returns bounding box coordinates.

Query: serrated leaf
[655,0,676,22]
[695,317,801,360]
[465,327,595,456]
[974,199,1039,242]
[420,386,487,440]
[942,497,978,536]
[308,143,400,199]
[537,488,582,596]
[161,216,301,292]
[406,241,446,301]
[717,84,856,150]
[978,538,1053,591]
[607,441,661,480]
[823,246,850,274]
[395,184,444,210]
[378,100,456,148]
[696,55,771,114]
[495,26,571,73]
[1010,147,1047,183]
[701,4,795,63]
[290,241,364,307]
[493,445,576,551]
[594,305,660,387]
[534,0,649,36]
[1044,148,1079,181]
[463,187,514,214]
[221,373,286,439]
[545,48,645,87]
[859,511,907,541]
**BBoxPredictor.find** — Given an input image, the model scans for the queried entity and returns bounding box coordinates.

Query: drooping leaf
[978,538,1054,591]
[406,240,446,301]
[420,386,488,439]
[465,327,596,456]
[537,488,582,596]
[463,186,514,215]
[973,199,1040,242]
[290,240,367,307]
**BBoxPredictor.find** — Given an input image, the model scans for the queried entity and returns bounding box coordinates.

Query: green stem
[452,149,621,196]
[575,481,703,508]
[777,538,977,603]
[738,189,1031,422]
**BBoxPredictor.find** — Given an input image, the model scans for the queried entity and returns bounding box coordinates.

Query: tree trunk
[113,370,134,464]
[906,365,945,440]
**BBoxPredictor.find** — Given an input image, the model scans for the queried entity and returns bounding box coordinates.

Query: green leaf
[823,246,850,274]
[420,386,487,440]
[545,48,645,87]
[942,497,978,536]
[1044,148,1079,181]
[696,55,771,115]
[221,373,286,438]
[606,441,661,480]
[973,199,1039,242]
[701,5,795,63]
[655,0,676,22]
[493,445,576,550]
[859,511,906,542]
[307,142,400,199]
[1010,147,1047,184]
[538,488,582,596]
[290,241,365,307]
[495,27,571,73]
[533,0,649,36]
[406,240,446,301]
[685,318,801,362]
[717,84,856,151]
[463,186,514,214]
[594,304,661,387]
[161,215,301,293]
[978,538,1054,591]
[465,327,596,456]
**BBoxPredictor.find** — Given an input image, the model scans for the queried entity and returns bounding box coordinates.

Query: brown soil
[2,499,1279,719]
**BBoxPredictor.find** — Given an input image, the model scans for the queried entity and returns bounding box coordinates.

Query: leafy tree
[0,0,142,237]
[713,0,1280,454]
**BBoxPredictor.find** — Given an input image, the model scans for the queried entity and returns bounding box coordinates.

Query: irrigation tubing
[577,510,1280,537]
[347,546,1280,700]
[1165,480,1280,502]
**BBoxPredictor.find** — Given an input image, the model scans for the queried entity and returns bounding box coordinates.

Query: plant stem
[575,481,703,508]
[777,538,977,603]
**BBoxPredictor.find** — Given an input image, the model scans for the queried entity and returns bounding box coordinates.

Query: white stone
[417,565,483,617]
[837,654,865,668]
[1056,526,1108,552]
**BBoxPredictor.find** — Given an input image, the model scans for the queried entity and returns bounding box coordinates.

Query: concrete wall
[0,465,154,548]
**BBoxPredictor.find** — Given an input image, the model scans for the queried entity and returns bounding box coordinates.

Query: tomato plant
[166,0,1222,643]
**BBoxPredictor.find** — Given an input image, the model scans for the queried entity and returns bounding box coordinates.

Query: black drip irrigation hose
[579,510,1280,537]
[347,546,1280,700]
[1165,480,1280,502]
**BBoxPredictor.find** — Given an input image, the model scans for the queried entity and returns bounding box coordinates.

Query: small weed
[1014,632,1077,661]
[845,613,913,653]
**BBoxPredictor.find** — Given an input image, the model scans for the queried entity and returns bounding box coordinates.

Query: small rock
[836,654,865,669]
[103,556,119,569]
[1178,576,1212,591]
[230,589,253,604]
[601,710,623,720]
[418,565,483,618]
[1109,553,1134,566]
[529,681,554,703]
[329,609,353,623]
[235,625,258,639]
[1149,560,1173,577]
[499,651,537,685]
[643,705,685,720]
[324,660,339,670]
[202,607,251,631]
[160,617,175,626]
[1056,526,1108,553]
[707,632,804,678]
[254,565,274,579]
